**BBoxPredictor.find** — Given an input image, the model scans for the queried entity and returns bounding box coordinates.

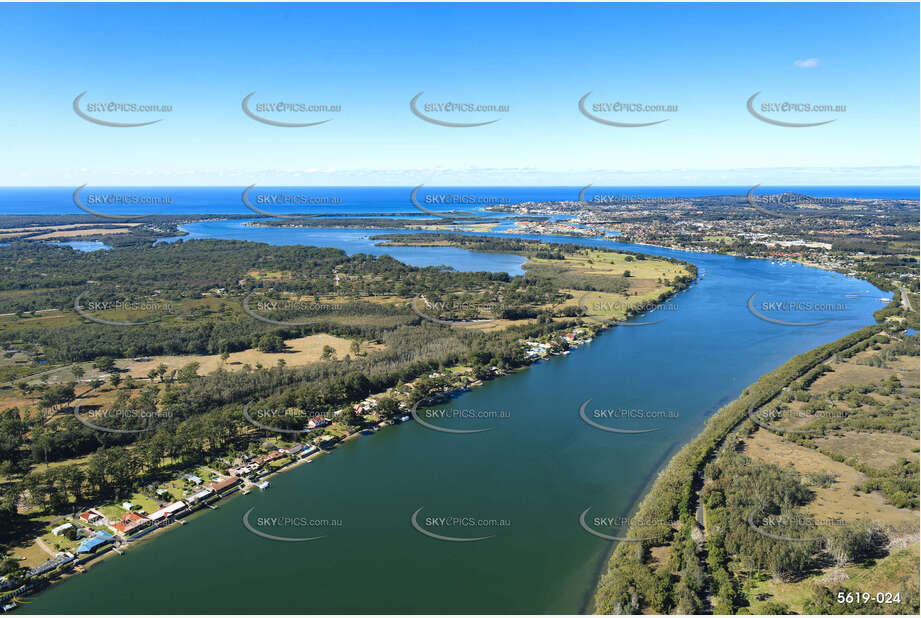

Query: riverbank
[4,336,596,606]
[9,221,897,614]
[5,262,689,606]
[591,319,897,613]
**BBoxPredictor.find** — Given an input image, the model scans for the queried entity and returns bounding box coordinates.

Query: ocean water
[0,186,917,217]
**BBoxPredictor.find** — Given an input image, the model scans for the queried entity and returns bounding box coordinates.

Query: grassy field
[7,536,57,569]
[747,542,920,613]
[416,222,501,233]
[454,318,535,332]
[530,249,685,279]
[815,431,919,470]
[119,333,381,377]
[809,357,896,392]
[31,228,134,239]
[0,295,229,336]
[536,250,687,321]
[744,429,917,531]
[0,223,141,233]
[735,332,920,614]
[0,223,141,240]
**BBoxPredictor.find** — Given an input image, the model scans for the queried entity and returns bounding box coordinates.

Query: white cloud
[794,58,820,68]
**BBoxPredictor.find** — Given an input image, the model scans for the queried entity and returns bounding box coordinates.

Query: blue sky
[0,2,918,186]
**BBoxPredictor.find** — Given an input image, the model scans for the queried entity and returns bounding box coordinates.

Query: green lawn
[97,504,127,521]
[127,492,159,514]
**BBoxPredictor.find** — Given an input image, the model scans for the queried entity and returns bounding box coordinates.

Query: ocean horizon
[1,185,918,216]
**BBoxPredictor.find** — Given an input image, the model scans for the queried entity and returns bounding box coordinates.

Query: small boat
[400,415,411,422]
[256,481,270,490]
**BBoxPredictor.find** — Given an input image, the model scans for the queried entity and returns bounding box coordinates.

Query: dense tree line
[0,235,693,559]
[1,236,695,362]
[593,324,889,614]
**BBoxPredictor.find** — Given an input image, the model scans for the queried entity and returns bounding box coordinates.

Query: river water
[24,222,885,614]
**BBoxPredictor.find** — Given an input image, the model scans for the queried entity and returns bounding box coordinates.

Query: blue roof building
[77,532,113,554]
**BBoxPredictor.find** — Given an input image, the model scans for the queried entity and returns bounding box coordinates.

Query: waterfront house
[78,509,105,525]
[307,416,330,428]
[148,501,187,523]
[204,476,240,494]
[77,537,107,554]
[228,462,260,476]
[282,443,304,455]
[252,450,285,466]
[77,531,114,554]
[299,445,317,458]
[110,512,151,536]
[317,435,339,449]
[183,487,214,506]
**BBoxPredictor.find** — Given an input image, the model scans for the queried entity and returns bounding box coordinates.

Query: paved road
[900,287,914,312]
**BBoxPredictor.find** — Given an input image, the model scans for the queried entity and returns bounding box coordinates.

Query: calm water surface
[24,224,884,614]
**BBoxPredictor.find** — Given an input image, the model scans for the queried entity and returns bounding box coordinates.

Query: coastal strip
[591,320,890,613]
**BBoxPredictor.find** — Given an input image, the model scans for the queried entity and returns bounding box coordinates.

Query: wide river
[25,221,886,614]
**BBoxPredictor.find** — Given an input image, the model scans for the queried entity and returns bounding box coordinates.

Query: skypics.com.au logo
[73,91,172,127]
[74,404,173,434]
[410,507,510,542]
[578,399,678,434]
[74,291,175,326]
[409,185,511,219]
[242,288,344,327]
[242,185,343,218]
[73,185,173,220]
[747,404,847,435]
[578,92,677,127]
[410,400,509,435]
[747,292,848,327]
[241,92,341,127]
[410,294,513,326]
[578,293,677,327]
[410,92,509,127]
[242,507,342,542]
[579,508,671,542]
[746,92,844,128]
